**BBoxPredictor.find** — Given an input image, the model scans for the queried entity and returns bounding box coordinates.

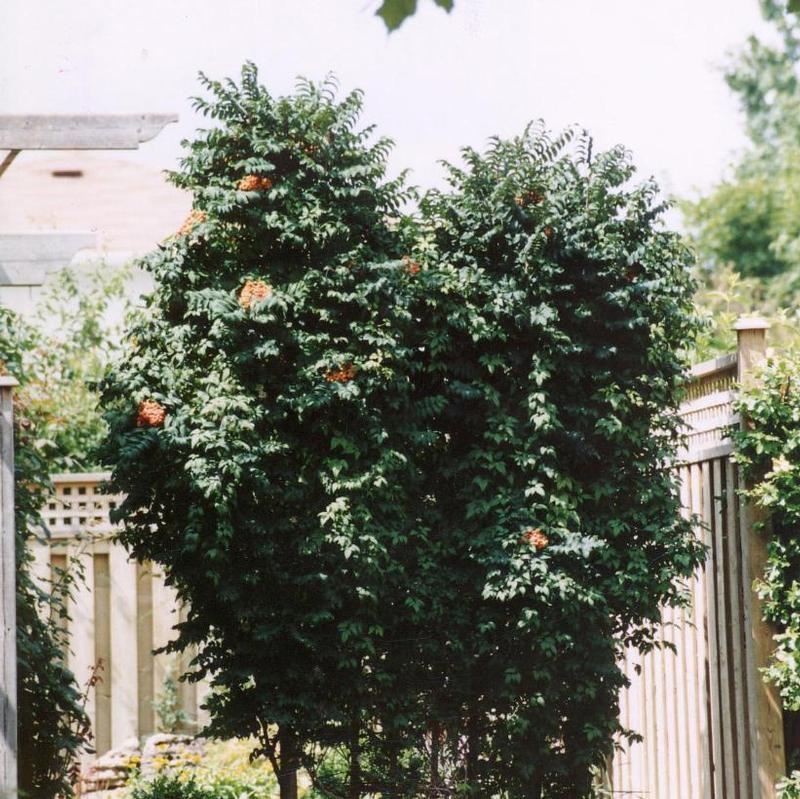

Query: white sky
[1,0,771,202]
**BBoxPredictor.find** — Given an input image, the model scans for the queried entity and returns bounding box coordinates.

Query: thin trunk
[278,730,300,799]
[349,713,362,799]
[430,719,441,797]
[466,711,478,795]
[389,741,400,799]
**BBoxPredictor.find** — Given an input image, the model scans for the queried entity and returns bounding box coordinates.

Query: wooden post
[0,376,18,798]
[734,317,785,798]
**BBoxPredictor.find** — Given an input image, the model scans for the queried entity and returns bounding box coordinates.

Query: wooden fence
[609,319,786,798]
[29,472,207,757]
[1,377,18,795]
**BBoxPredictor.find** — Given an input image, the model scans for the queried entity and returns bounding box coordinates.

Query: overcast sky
[1,0,771,203]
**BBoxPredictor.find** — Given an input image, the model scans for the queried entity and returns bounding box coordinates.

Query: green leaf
[376,0,418,31]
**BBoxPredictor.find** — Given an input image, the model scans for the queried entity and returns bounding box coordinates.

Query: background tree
[683,0,800,335]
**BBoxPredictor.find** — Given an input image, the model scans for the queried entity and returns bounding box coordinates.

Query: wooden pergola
[0,113,176,795]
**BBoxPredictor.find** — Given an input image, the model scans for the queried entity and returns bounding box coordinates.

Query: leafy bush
[103,66,703,799]
[129,739,281,799]
[779,770,800,799]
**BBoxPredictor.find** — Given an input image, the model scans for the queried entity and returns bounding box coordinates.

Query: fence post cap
[0,376,19,387]
[733,316,771,331]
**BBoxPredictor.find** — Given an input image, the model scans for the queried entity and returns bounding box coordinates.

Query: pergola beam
[0,232,97,286]
[0,114,177,150]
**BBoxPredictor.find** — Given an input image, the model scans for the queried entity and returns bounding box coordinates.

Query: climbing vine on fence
[733,354,800,786]
[102,64,704,798]
[0,308,90,797]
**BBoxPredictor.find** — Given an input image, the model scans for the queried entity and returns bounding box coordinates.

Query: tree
[102,68,703,798]
[102,66,418,799]
[363,127,703,797]
[683,1,800,285]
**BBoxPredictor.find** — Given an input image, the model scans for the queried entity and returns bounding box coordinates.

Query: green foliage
[128,739,280,799]
[683,2,800,284]
[102,66,703,799]
[384,125,703,798]
[26,262,131,471]
[155,660,191,733]
[376,0,453,31]
[0,262,129,795]
[779,769,800,799]
[130,774,215,799]
[733,355,800,709]
[0,308,90,797]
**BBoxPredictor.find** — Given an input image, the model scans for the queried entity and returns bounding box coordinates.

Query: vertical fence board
[94,553,112,755]
[0,379,17,794]
[68,544,96,751]
[703,459,725,799]
[726,460,750,797]
[691,462,714,799]
[136,562,155,735]
[109,547,138,746]
[712,458,737,796]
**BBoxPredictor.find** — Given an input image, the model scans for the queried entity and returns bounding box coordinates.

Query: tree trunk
[465,712,478,795]
[278,730,300,799]
[349,713,362,799]
[430,719,441,798]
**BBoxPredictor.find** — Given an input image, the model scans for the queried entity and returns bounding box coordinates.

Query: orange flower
[137,400,166,428]
[176,210,207,236]
[237,175,273,191]
[325,363,357,383]
[402,255,421,275]
[239,280,272,310]
[521,528,549,551]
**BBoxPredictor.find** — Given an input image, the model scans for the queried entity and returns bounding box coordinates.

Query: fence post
[734,316,785,797]
[0,376,17,798]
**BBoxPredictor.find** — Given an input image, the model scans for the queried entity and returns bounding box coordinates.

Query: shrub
[128,739,281,799]
[103,67,703,799]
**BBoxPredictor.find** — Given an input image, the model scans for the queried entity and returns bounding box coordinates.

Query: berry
[325,363,357,383]
[402,255,421,275]
[176,210,207,236]
[137,400,166,428]
[237,175,273,192]
[521,528,549,551]
[239,280,272,310]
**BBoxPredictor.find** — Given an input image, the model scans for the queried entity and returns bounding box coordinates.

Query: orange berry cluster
[402,255,421,275]
[325,363,357,383]
[514,189,545,207]
[177,209,207,236]
[237,175,273,192]
[239,280,272,310]
[137,400,166,428]
[521,528,549,551]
